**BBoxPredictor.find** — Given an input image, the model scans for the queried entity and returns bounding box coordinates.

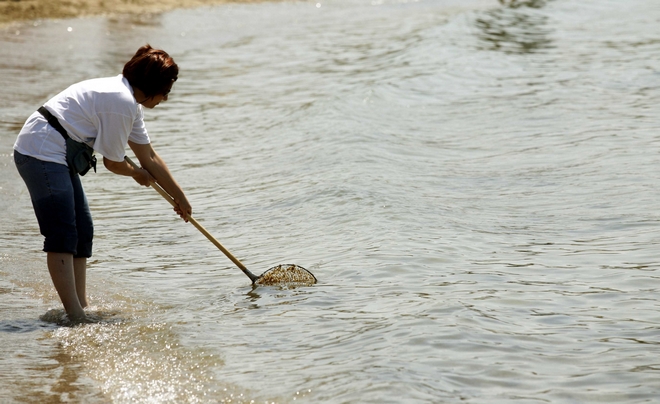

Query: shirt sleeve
[128,106,151,145]
[93,103,150,162]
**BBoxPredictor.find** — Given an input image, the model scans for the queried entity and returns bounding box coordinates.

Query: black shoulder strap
[37,106,69,140]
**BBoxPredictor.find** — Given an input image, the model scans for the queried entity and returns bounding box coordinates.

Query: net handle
[124,156,260,283]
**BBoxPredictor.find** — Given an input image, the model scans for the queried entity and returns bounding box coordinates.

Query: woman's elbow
[103,157,123,174]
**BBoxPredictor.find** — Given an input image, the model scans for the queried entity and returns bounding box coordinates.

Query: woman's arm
[127,141,192,221]
[103,155,153,186]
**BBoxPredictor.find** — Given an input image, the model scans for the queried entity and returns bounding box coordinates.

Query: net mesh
[255,264,317,286]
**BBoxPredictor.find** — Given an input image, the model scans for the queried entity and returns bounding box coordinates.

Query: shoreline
[0,0,267,27]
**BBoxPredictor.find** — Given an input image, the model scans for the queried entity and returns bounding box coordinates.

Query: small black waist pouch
[37,106,97,176]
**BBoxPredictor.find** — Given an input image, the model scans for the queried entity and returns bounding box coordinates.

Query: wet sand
[0,0,264,26]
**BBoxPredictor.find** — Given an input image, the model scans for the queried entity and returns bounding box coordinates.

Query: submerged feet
[40,308,102,327]
[69,313,100,325]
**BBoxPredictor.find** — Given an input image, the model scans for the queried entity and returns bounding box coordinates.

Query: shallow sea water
[1,0,660,402]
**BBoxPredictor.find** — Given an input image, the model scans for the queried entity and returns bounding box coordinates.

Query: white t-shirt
[14,74,150,165]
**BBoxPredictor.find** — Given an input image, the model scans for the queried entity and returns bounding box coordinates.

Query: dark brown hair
[122,44,178,98]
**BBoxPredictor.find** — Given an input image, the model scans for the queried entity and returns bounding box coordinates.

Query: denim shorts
[14,151,93,258]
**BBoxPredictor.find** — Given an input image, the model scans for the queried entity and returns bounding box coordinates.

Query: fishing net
[123,156,318,287]
[255,264,317,286]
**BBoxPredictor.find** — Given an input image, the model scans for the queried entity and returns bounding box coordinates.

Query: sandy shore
[0,0,263,26]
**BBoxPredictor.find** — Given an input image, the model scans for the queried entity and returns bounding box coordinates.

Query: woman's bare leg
[47,252,86,321]
[73,257,88,308]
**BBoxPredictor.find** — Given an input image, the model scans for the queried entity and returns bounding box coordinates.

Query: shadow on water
[0,316,107,402]
[9,349,109,404]
[0,308,124,332]
[13,349,107,404]
[0,319,55,333]
[474,0,554,54]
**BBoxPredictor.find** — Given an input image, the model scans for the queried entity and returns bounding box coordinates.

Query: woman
[14,44,192,323]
